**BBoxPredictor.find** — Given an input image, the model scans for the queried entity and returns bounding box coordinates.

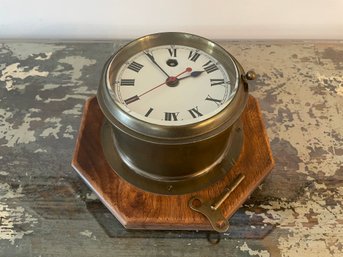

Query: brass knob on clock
[245,70,257,80]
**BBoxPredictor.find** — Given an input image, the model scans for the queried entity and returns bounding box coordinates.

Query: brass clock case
[97,32,250,195]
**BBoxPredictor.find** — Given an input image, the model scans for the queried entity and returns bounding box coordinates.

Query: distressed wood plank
[0,41,342,257]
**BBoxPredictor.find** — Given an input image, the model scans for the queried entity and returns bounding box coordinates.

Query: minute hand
[145,52,170,78]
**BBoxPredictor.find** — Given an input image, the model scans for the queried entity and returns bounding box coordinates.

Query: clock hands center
[165,67,194,87]
[165,70,204,87]
[138,67,192,98]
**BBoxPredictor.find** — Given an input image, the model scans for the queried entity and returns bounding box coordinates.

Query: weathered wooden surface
[0,41,342,256]
[72,95,274,230]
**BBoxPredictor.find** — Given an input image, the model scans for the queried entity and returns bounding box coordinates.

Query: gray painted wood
[0,41,342,257]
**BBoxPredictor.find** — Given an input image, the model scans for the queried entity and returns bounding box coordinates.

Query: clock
[97,32,255,195]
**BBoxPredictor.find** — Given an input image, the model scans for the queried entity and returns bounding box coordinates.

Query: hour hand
[145,52,170,78]
[178,71,204,81]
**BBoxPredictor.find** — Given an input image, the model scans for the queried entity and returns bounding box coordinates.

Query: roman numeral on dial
[206,95,222,106]
[188,106,203,118]
[120,79,135,86]
[127,61,144,73]
[145,107,154,117]
[203,61,219,74]
[168,47,177,57]
[188,51,200,62]
[210,79,225,86]
[164,112,179,121]
[124,95,140,105]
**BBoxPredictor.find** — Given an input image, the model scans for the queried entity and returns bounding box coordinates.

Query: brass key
[188,173,245,232]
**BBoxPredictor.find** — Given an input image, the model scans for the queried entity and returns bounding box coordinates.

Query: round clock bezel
[98,32,248,143]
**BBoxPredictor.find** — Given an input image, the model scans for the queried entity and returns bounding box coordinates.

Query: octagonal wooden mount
[72,95,274,231]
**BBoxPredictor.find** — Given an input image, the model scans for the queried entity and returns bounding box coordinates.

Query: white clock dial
[111,45,238,126]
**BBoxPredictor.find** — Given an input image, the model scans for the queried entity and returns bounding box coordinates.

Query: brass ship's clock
[97,32,256,195]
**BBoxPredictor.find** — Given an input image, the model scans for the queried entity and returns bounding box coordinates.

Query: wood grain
[72,95,274,231]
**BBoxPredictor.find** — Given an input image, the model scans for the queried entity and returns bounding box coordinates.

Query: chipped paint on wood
[80,230,97,240]
[34,148,47,153]
[40,83,60,91]
[3,43,65,60]
[62,103,83,115]
[40,117,62,139]
[0,183,38,245]
[63,125,75,139]
[0,63,49,91]
[35,52,53,61]
[239,242,270,257]
[0,109,40,147]
[245,181,343,256]
[39,94,89,103]
[58,56,96,82]
[0,41,342,256]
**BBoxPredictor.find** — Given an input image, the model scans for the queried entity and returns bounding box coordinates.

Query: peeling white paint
[0,171,9,176]
[0,182,37,244]
[0,183,23,200]
[313,182,327,190]
[34,149,47,153]
[62,103,83,115]
[337,85,343,96]
[72,86,96,95]
[35,93,89,103]
[41,83,60,91]
[43,94,89,103]
[58,56,96,82]
[337,186,343,196]
[0,63,49,91]
[40,117,62,139]
[79,229,97,240]
[63,125,75,139]
[245,183,343,257]
[4,43,64,60]
[0,109,40,147]
[240,242,270,257]
[317,73,343,96]
[34,52,52,60]
[80,230,93,238]
[63,129,74,139]
[85,192,98,201]
[28,108,41,113]
[239,45,343,179]
[0,204,36,245]
[53,64,65,72]
[35,94,43,101]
